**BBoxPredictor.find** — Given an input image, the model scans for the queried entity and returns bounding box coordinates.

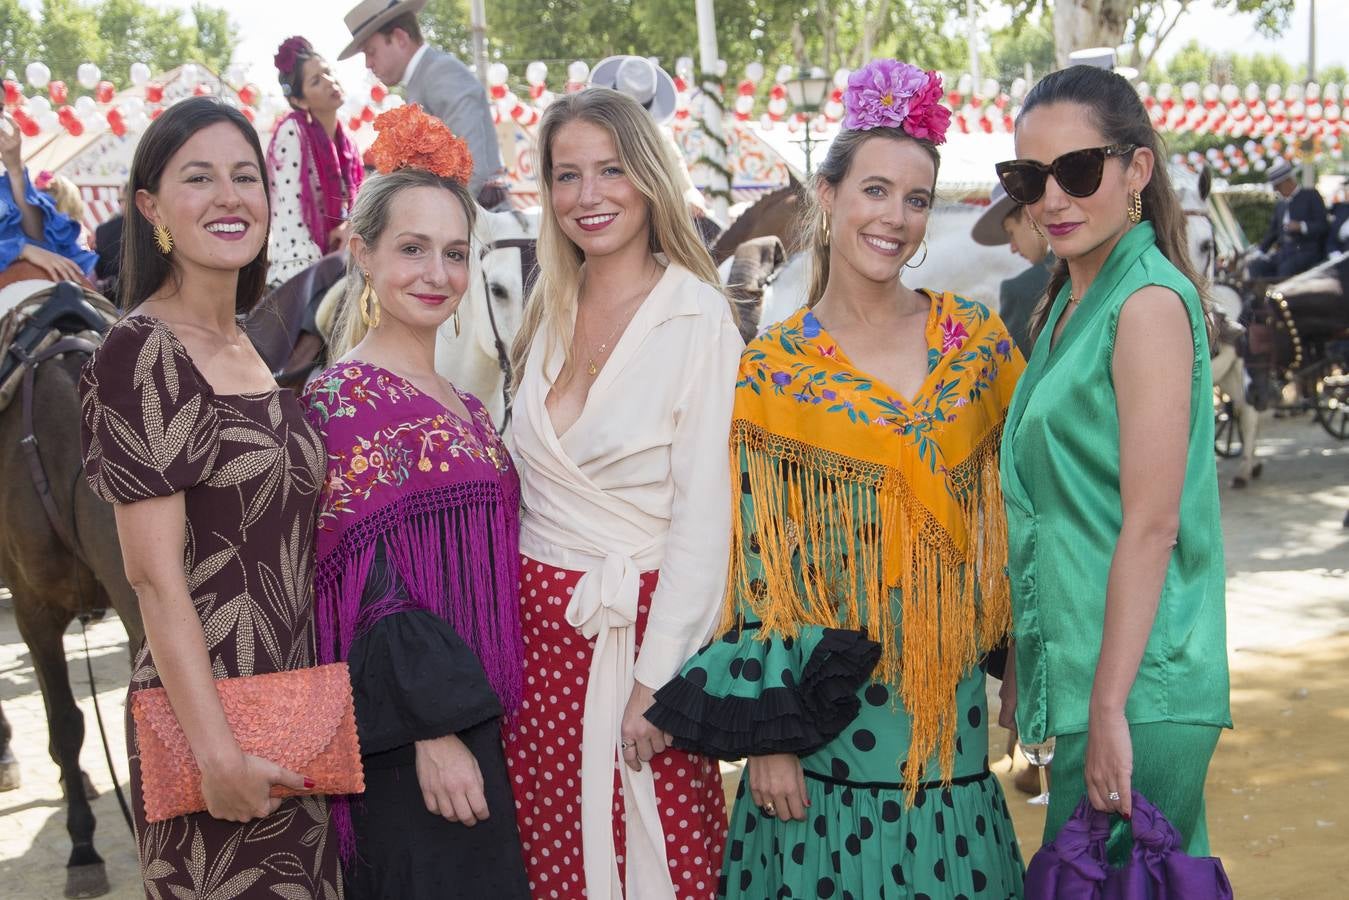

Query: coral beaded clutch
[131,662,365,823]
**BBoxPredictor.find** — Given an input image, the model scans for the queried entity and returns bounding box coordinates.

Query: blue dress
[1,167,97,274]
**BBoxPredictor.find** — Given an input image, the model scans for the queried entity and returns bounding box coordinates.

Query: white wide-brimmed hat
[589,56,678,125]
[338,0,428,61]
[971,183,1020,246]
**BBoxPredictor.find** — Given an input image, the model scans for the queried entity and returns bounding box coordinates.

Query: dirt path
[1,416,1345,898]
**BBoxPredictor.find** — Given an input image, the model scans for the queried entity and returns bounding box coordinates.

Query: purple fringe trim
[314,480,523,862]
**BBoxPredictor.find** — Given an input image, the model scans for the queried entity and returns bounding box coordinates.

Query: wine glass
[1020,736,1055,807]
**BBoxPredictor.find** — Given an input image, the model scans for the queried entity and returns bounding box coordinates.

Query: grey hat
[971,183,1020,246]
[589,56,677,125]
[1265,160,1297,185]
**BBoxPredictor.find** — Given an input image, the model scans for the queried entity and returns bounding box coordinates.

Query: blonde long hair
[509,88,722,390]
[329,168,476,358]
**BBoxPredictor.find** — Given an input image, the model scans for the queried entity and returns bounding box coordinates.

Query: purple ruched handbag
[1024,792,1233,899]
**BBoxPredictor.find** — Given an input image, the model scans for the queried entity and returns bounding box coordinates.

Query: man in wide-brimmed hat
[971,182,1054,357]
[339,0,507,207]
[1248,160,1328,279]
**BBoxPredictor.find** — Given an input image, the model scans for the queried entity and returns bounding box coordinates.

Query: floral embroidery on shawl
[725,291,1024,794]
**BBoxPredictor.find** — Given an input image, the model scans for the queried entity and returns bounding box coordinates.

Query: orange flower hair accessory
[367,103,474,185]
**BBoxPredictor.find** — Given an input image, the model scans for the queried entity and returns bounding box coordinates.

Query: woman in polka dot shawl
[264,36,364,288]
[647,59,1027,899]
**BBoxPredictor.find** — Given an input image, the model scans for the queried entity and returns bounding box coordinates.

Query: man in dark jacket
[972,183,1054,357]
[1248,161,1328,279]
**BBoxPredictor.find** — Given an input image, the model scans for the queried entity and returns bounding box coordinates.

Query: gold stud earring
[358,272,381,328]
[153,223,173,254]
[1128,190,1143,224]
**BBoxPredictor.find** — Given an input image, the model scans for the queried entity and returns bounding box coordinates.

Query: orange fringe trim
[721,419,1012,798]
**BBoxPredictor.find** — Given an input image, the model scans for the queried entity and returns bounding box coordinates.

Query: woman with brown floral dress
[80,98,341,899]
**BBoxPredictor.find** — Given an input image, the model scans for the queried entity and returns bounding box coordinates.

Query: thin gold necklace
[581,268,661,376]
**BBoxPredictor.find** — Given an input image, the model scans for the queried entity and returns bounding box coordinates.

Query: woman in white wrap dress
[505,88,742,900]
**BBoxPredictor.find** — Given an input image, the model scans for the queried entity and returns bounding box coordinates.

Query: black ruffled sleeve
[646,619,880,760]
[347,550,503,758]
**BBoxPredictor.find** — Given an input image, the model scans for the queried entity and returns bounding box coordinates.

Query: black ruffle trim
[645,627,881,760]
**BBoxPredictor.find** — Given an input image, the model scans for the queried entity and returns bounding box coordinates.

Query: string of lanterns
[8,54,1345,166]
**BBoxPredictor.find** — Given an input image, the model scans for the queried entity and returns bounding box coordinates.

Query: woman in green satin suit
[994,64,1231,858]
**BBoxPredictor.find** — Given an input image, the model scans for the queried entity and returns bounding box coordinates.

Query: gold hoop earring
[153,223,173,254]
[358,272,381,328]
[452,310,461,337]
[1128,190,1143,224]
[904,239,929,269]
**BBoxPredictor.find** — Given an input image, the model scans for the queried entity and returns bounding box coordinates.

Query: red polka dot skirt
[506,555,728,899]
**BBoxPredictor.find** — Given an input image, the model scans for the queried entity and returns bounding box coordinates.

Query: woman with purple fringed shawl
[265,36,364,288]
[299,105,529,899]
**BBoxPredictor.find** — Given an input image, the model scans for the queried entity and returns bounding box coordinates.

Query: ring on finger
[761,801,777,816]
[1107,791,1121,802]
[620,740,636,751]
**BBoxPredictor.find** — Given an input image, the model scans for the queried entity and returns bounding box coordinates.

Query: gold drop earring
[1128,190,1143,224]
[358,271,381,328]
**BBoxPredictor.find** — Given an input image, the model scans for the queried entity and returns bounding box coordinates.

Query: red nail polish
[303,777,316,789]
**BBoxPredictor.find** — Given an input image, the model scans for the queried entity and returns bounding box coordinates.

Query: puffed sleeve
[265,119,321,289]
[646,445,882,760]
[346,547,504,755]
[80,318,220,503]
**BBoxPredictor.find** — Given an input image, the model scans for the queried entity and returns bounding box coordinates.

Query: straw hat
[971,183,1020,246]
[338,0,428,61]
[1265,160,1298,186]
[589,56,677,125]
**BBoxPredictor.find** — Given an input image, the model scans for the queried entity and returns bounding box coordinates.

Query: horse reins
[9,336,137,835]
[477,236,539,432]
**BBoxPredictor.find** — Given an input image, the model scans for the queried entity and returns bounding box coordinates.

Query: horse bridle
[477,236,538,431]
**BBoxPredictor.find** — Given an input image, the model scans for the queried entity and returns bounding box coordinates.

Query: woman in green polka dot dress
[647,60,1026,900]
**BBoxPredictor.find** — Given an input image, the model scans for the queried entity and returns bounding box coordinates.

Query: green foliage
[983,13,1055,85]
[420,0,473,60]
[0,0,238,89]
[1224,190,1276,244]
[426,0,967,91]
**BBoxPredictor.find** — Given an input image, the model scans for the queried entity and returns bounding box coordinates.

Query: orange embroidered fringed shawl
[725,291,1024,791]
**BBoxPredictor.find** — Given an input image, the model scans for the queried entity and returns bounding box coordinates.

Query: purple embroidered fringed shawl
[301,361,523,856]
[268,110,364,254]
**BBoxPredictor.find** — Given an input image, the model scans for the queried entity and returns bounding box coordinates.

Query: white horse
[435,206,539,423]
[1173,165,1262,487]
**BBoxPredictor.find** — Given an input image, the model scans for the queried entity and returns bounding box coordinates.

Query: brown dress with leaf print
[80,316,342,900]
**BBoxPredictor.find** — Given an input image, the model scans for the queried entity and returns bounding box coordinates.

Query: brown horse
[0,285,143,898]
[711,179,805,265]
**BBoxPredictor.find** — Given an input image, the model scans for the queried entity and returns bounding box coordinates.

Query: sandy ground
[1,414,1345,899]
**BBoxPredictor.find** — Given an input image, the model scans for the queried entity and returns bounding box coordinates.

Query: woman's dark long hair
[1018,66,1213,342]
[277,37,320,108]
[120,97,271,313]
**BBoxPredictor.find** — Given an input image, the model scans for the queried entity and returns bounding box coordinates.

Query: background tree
[1,0,238,89]
[1006,0,1296,70]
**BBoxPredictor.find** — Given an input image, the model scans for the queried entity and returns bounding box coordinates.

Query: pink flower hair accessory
[274,36,314,79]
[843,59,951,145]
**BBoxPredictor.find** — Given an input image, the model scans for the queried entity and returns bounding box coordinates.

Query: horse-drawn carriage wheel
[1214,391,1244,459]
[1315,359,1349,440]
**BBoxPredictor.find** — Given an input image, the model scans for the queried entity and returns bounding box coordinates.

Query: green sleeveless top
[1000,222,1231,743]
